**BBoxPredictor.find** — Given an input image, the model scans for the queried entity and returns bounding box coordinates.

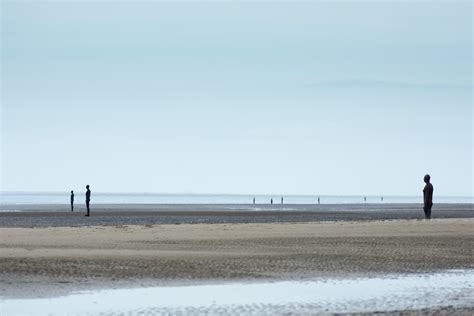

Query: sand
[1,218,473,300]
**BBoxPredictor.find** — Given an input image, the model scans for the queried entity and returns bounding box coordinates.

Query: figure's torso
[423,183,434,204]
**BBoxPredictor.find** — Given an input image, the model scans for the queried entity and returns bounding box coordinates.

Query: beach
[1,205,473,314]
[0,216,472,288]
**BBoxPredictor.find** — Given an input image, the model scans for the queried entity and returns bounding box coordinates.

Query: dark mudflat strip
[0,203,472,227]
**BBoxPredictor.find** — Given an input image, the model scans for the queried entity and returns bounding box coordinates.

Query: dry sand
[1,218,473,299]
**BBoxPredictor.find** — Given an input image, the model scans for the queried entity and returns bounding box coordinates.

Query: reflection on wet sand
[2,270,473,315]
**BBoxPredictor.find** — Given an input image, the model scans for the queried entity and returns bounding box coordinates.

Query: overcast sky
[1,1,472,196]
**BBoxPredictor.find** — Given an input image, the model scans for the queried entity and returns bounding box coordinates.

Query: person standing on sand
[253,197,256,204]
[85,185,91,217]
[70,190,74,212]
[270,198,273,205]
[318,196,320,205]
[423,174,434,219]
[281,197,284,204]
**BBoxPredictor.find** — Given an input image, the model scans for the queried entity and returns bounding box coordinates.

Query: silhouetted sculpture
[85,185,91,217]
[381,196,384,202]
[70,190,74,212]
[281,197,284,204]
[270,198,273,205]
[364,196,367,203]
[318,196,320,205]
[253,197,256,204]
[423,174,434,219]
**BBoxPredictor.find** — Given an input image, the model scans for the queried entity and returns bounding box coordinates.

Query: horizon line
[1,191,473,198]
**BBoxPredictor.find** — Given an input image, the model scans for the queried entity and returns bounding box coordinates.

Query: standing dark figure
[70,190,74,212]
[318,196,320,205]
[85,185,91,217]
[281,197,284,204]
[270,198,273,205]
[423,174,434,219]
[253,197,256,204]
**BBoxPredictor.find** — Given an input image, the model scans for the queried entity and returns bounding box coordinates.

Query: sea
[0,192,472,205]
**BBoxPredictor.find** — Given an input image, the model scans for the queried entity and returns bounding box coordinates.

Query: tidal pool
[2,270,473,315]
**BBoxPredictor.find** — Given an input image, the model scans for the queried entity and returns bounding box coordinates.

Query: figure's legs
[423,206,431,219]
[71,203,73,212]
[86,201,90,216]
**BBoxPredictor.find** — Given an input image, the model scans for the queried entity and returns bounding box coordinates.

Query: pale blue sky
[1,1,472,195]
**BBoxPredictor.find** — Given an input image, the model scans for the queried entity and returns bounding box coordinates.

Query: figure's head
[424,174,431,183]
[71,190,73,194]
[86,185,90,189]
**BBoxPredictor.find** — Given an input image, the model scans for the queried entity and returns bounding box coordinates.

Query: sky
[1,1,472,196]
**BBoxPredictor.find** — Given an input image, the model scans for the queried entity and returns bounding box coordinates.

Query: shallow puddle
[2,270,473,315]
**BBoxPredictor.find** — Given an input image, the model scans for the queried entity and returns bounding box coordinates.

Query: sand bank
[1,218,473,299]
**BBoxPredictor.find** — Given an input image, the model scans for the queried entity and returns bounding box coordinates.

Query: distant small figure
[364,196,367,203]
[318,196,320,205]
[85,185,91,217]
[70,190,74,212]
[423,174,434,219]
[253,197,256,204]
[381,196,384,202]
[270,198,273,205]
[281,197,284,204]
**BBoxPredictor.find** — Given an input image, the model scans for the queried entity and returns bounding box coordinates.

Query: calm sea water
[0,192,472,205]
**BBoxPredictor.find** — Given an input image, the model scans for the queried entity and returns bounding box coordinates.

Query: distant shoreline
[1,202,472,210]
[2,192,472,206]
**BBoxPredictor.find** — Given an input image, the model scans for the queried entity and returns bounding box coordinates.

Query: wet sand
[1,218,473,302]
[0,203,472,227]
